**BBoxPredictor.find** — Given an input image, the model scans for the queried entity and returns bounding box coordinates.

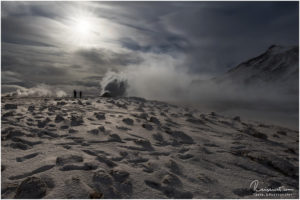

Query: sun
[74,18,91,37]
[66,11,97,47]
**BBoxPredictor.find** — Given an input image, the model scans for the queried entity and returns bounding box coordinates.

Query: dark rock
[89,129,99,135]
[5,104,18,110]
[110,169,130,182]
[277,130,287,136]
[28,105,35,112]
[101,92,112,97]
[142,124,153,131]
[122,118,134,126]
[56,155,83,166]
[55,115,64,123]
[109,134,122,142]
[94,112,105,120]
[149,117,160,125]
[15,177,47,199]
[233,116,241,122]
[71,115,84,126]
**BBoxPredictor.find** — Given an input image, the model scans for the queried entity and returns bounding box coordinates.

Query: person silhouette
[73,90,77,98]
[79,91,82,98]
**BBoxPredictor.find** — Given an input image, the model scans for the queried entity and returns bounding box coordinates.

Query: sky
[1,1,299,97]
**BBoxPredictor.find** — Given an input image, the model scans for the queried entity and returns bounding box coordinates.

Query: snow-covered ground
[1,97,299,198]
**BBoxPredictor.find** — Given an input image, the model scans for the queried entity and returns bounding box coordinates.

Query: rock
[89,129,99,135]
[109,134,122,142]
[55,115,64,123]
[122,118,134,126]
[71,115,84,126]
[28,105,35,112]
[93,169,113,185]
[94,112,105,120]
[37,118,51,128]
[149,117,160,125]
[56,155,83,166]
[90,191,103,199]
[277,130,287,136]
[244,127,268,140]
[165,160,181,175]
[5,104,17,110]
[161,173,182,187]
[10,142,30,150]
[165,130,194,144]
[142,123,153,131]
[98,126,105,132]
[139,113,148,120]
[2,111,14,118]
[233,116,241,122]
[110,169,130,182]
[69,129,77,134]
[101,92,112,97]
[15,177,47,199]
[116,126,131,131]
[134,139,153,150]
[2,164,6,171]
[57,101,66,106]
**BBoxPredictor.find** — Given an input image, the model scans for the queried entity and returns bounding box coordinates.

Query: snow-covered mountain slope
[216,45,299,90]
[1,97,299,198]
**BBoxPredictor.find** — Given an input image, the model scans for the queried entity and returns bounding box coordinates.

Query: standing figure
[73,90,77,98]
[79,91,82,98]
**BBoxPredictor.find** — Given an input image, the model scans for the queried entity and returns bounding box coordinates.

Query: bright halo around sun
[67,10,97,47]
[74,18,91,37]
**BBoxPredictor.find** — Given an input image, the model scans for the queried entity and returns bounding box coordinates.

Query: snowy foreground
[1,97,299,199]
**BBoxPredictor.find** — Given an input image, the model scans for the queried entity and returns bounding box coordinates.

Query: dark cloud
[1,1,298,97]
[75,48,143,71]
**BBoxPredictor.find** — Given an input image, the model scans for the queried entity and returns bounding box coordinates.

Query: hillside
[1,96,299,198]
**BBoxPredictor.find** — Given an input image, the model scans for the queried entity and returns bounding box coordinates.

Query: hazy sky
[1,1,299,95]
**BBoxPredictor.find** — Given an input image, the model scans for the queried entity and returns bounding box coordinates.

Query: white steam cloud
[6,84,67,98]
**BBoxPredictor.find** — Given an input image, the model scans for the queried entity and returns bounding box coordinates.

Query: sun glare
[66,9,97,47]
[74,18,91,37]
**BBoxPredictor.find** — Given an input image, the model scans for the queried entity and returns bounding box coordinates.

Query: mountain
[215,45,299,90]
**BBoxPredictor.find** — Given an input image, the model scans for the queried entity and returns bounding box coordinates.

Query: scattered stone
[233,116,241,122]
[60,125,69,130]
[277,130,287,136]
[122,118,134,126]
[93,169,113,185]
[5,104,18,110]
[244,127,268,140]
[15,177,47,199]
[2,111,14,118]
[149,117,160,125]
[71,115,84,126]
[98,126,105,132]
[161,173,182,187]
[109,134,122,142]
[28,105,35,112]
[116,126,131,131]
[56,155,83,166]
[142,124,153,131]
[69,129,77,134]
[55,115,64,123]
[110,169,130,182]
[94,112,105,120]
[101,92,112,97]
[90,191,103,199]
[57,101,66,106]
[89,129,99,135]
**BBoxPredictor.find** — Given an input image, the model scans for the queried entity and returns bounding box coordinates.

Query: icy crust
[1,97,299,198]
